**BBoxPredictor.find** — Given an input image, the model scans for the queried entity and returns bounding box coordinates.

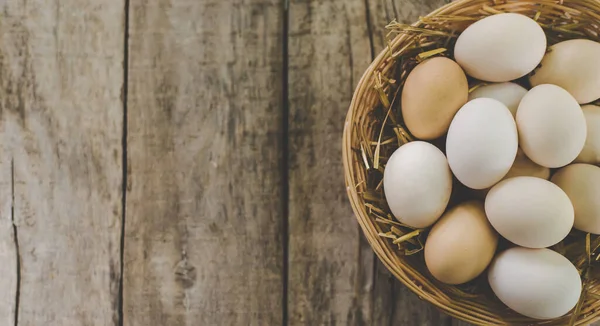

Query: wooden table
[0,0,568,325]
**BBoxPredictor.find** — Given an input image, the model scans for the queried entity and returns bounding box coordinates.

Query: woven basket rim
[342,0,600,325]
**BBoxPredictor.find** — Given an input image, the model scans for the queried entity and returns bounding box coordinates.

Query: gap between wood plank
[282,0,290,325]
[118,0,131,324]
[11,159,20,326]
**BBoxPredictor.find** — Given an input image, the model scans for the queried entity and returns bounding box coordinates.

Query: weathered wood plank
[0,0,125,324]
[124,0,285,325]
[287,0,374,324]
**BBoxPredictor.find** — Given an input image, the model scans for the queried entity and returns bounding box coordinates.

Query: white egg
[517,84,587,168]
[488,247,582,320]
[446,98,518,189]
[531,39,600,104]
[468,82,528,118]
[552,164,600,234]
[455,13,546,82]
[485,177,574,248]
[383,141,452,228]
[576,105,600,164]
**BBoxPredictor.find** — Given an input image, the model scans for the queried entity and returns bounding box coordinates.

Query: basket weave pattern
[342,0,600,324]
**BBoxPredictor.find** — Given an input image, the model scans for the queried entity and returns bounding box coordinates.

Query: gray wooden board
[124,0,285,325]
[287,0,374,324]
[0,0,125,324]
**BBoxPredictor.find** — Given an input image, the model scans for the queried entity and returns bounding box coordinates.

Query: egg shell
[517,84,587,168]
[425,201,498,285]
[401,57,468,140]
[485,176,574,248]
[383,141,452,228]
[552,164,600,234]
[488,247,582,320]
[468,82,528,118]
[446,98,518,189]
[530,39,600,104]
[454,13,546,82]
[472,148,550,198]
[576,105,600,164]
[502,148,551,180]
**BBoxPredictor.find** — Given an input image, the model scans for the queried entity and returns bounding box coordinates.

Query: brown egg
[401,57,468,140]
[425,201,498,285]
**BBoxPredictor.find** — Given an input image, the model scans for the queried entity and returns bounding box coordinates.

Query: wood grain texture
[124,0,285,325]
[0,0,125,324]
[287,0,374,324]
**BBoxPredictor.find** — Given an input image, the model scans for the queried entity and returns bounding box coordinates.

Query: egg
[485,177,574,248]
[446,98,518,189]
[454,13,546,82]
[425,201,498,285]
[488,247,582,319]
[472,148,550,198]
[383,141,452,228]
[468,82,528,118]
[401,57,468,140]
[576,105,600,164]
[517,84,587,168]
[552,164,600,234]
[530,39,600,104]
[502,148,550,180]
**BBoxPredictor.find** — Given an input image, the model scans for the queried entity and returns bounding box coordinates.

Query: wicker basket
[342,0,600,325]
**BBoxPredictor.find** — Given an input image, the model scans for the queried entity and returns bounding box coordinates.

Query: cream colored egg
[401,57,469,140]
[517,84,587,168]
[576,105,600,164]
[446,98,518,189]
[468,82,528,118]
[455,13,546,82]
[425,201,498,285]
[383,141,452,228]
[530,39,600,104]
[485,177,574,248]
[488,247,582,320]
[552,164,600,234]
[472,148,550,198]
[503,148,551,180]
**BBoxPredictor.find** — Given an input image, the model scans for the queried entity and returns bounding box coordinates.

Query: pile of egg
[383,13,600,320]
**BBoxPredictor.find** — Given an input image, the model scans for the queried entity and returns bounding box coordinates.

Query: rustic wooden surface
[0,0,590,325]
[124,0,284,325]
[0,0,125,325]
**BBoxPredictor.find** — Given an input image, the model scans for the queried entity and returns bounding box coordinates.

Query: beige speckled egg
[485,177,574,248]
[468,82,528,118]
[516,84,587,168]
[488,247,582,320]
[455,13,546,82]
[425,201,498,285]
[401,57,468,140]
[576,105,600,164]
[530,39,600,104]
[552,164,600,234]
[383,141,453,228]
